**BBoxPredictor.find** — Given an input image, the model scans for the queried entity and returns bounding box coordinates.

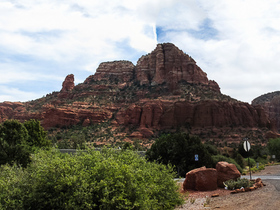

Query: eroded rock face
[183,167,218,191]
[252,92,280,132]
[216,161,241,187]
[116,100,272,131]
[136,43,220,92]
[61,74,75,92]
[0,43,277,144]
[41,106,112,129]
[92,61,135,82]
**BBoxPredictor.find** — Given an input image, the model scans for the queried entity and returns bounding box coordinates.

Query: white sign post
[243,138,252,180]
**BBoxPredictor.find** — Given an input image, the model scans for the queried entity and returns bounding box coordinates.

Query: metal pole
[245,140,252,180]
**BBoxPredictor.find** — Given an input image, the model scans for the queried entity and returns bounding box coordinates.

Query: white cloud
[0,85,44,102]
[1,0,280,103]
[156,0,280,102]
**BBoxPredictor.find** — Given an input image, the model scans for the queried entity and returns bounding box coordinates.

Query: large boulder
[216,161,241,187]
[183,167,217,191]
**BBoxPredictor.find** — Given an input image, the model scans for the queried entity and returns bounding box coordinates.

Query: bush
[245,158,256,168]
[234,153,245,169]
[212,155,243,173]
[268,138,280,161]
[224,178,252,190]
[0,149,184,209]
[204,143,218,155]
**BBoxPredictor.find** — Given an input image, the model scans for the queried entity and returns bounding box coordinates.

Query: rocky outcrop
[252,91,280,131]
[136,43,220,92]
[116,100,272,130]
[0,102,112,130]
[183,167,218,191]
[91,61,135,82]
[0,43,278,144]
[61,74,75,92]
[59,74,75,99]
[216,161,241,187]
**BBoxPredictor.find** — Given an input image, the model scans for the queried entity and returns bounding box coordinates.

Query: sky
[1,0,280,103]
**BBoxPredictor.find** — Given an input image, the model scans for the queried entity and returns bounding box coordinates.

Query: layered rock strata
[0,43,278,143]
[252,91,280,132]
[136,43,220,92]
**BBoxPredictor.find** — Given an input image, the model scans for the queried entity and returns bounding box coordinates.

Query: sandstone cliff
[0,43,277,146]
[252,91,280,132]
[136,43,220,92]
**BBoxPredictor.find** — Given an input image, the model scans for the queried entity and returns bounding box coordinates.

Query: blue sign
[195,154,198,161]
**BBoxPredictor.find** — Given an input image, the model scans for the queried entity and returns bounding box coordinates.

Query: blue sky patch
[156,18,218,41]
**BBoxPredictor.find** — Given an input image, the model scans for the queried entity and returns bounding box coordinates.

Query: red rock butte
[0,43,278,145]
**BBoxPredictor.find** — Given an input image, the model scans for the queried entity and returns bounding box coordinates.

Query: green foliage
[146,132,214,177]
[204,143,218,155]
[0,120,31,167]
[212,155,243,173]
[268,138,280,161]
[234,153,245,169]
[224,178,252,190]
[24,119,51,149]
[0,119,51,167]
[0,149,184,209]
[245,158,256,168]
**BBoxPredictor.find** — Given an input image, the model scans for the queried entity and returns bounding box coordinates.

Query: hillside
[0,43,278,148]
[252,91,280,132]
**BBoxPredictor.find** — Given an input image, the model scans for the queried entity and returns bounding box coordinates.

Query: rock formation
[116,100,272,131]
[61,74,75,92]
[92,61,135,82]
[59,74,75,99]
[136,43,220,92]
[0,42,278,145]
[252,91,280,132]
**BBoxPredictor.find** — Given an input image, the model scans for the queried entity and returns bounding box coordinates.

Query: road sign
[195,154,198,161]
[243,139,252,180]
[243,140,251,152]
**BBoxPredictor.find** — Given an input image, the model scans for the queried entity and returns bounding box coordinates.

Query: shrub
[268,138,280,161]
[245,158,256,168]
[234,153,245,169]
[212,155,243,173]
[0,148,184,209]
[224,178,252,190]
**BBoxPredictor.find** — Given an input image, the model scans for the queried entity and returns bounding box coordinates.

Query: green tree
[235,153,245,169]
[0,120,31,167]
[146,132,214,177]
[24,119,51,150]
[268,138,280,161]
